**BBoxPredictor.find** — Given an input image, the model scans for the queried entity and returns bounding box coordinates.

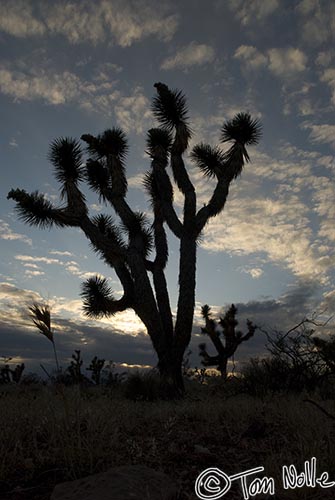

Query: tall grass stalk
[29,303,60,374]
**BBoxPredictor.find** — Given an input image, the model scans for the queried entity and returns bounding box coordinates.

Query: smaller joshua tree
[67,349,84,384]
[199,304,257,378]
[87,355,105,385]
[29,303,60,373]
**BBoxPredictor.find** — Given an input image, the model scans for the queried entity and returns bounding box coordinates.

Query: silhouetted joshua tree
[199,304,257,378]
[8,82,261,396]
[87,355,105,385]
[67,349,84,384]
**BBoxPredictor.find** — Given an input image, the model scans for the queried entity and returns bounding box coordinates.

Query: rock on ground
[50,464,179,500]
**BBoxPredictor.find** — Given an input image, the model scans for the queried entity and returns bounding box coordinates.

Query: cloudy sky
[1,0,335,376]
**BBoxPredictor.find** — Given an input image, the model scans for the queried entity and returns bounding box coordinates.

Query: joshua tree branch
[199,344,220,367]
[81,275,132,317]
[7,189,83,228]
[151,165,183,238]
[104,168,137,228]
[173,128,197,354]
[79,215,126,261]
[171,123,196,225]
[144,204,173,340]
[196,176,230,234]
[202,317,226,357]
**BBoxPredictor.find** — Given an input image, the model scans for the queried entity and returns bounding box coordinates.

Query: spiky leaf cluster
[81,276,115,318]
[201,304,219,336]
[152,82,190,131]
[146,128,172,159]
[48,138,84,187]
[85,159,110,200]
[92,214,125,248]
[7,189,63,228]
[83,129,128,197]
[81,128,128,160]
[201,304,211,319]
[219,304,239,330]
[191,144,225,178]
[221,112,262,145]
[123,212,153,257]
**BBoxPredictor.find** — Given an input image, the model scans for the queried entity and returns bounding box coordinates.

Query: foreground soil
[1,380,335,500]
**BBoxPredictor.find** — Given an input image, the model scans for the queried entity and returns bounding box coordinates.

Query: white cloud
[118,362,152,370]
[9,138,18,147]
[49,250,73,257]
[316,155,335,169]
[0,68,82,105]
[233,45,308,80]
[321,68,335,106]
[25,270,45,277]
[234,45,267,70]
[0,282,44,329]
[114,87,152,134]
[0,0,178,47]
[43,1,105,45]
[47,291,146,335]
[197,147,335,284]
[267,48,307,77]
[296,0,335,46]
[15,255,62,265]
[188,99,262,150]
[15,254,98,281]
[0,0,45,37]
[128,173,145,190]
[0,220,32,245]
[161,42,215,71]
[241,267,264,279]
[0,63,155,131]
[0,281,147,340]
[307,176,335,247]
[322,289,335,316]
[201,196,328,283]
[63,261,95,279]
[297,98,315,116]
[315,51,334,67]
[228,0,279,25]
[302,122,335,147]
[0,64,120,110]
[89,204,103,213]
[232,47,313,118]
[281,82,316,117]
[100,0,178,47]
[23,263,40,269]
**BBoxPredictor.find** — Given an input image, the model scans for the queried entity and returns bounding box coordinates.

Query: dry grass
[1,381,335,499]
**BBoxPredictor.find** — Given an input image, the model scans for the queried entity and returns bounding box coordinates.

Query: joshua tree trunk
[218,357,229,379]
[158,349,185,394]
[8,83,261,397]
